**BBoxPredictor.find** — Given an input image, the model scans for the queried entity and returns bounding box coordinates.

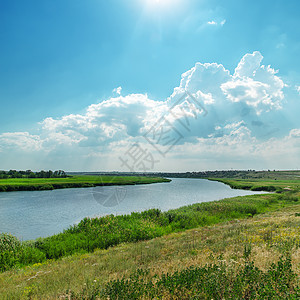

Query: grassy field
[0,172,299,299]
[210,178,300,192]
[0,175,171,192]
[208,170,300,194]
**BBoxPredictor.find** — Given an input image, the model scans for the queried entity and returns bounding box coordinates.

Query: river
[0,178,265,240]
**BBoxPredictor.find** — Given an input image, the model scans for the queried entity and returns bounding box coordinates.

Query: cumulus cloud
[221,51,285,114]
[42,94,168,148]
[0,51,299,170]
[234,51,263,77]
[166,51,289,141]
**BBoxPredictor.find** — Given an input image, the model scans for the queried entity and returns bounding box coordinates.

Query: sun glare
[141,0,183,15]
[144,0,182,13]
[151,0,163,4]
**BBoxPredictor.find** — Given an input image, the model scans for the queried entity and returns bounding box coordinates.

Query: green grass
[0,175,171,192]
[209,177,300,193]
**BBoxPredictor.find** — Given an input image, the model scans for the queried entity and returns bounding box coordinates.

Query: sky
[0,0,299,171]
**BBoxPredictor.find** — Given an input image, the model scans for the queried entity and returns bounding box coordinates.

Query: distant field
[0,175,171,192]
[210,177,300,193]
[214,170,300,181]
[149,169,300,180]
[198,170,299,194]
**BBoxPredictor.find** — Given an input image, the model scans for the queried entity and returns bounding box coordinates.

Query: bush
[38,184,54,191]
[251,185,277,192]
[277,193,299,202]
[0,251,18,272]
[18,247,46,265]
[0,233,21,253]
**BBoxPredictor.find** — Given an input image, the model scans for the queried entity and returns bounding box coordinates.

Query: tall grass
[98,256,299,299]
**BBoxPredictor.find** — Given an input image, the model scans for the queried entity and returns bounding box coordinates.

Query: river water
[0,178,264,240]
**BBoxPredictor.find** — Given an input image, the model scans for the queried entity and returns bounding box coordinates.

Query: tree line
[0,170,67,179]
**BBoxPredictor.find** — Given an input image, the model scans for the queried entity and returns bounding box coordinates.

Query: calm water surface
[0,178,265,240]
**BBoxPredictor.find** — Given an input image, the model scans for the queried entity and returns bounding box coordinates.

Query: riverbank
[0,194,299,299]
[0,175,171,192]
[0,189,299,271]
[209,177,300,193]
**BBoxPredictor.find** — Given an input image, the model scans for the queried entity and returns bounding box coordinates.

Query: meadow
[0,175,170,192]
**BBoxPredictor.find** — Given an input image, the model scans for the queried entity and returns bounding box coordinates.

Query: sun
[146,0,178,7]
[141,0,182,15]
[146,0,172,6]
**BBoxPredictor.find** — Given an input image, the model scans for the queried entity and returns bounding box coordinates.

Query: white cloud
[41,94,168,147]
[170,61,230,99]
[169,125,300,170]
[207,19,226,26]
[289,128,300,138]
[113,86,122,95]
[0,132,42,152]
[221,78,279,113]
[234,51,263,78]
[221,52,285,114]
[296,85,300,94]
[0,51,299,171]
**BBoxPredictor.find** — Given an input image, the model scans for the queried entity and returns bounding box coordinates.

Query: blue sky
[0,0,299,171]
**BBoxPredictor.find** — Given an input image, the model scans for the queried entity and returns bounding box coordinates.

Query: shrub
[0,251,17,272]
[0,233,21,253]
[251,185,277,192]
[18,247,46,265]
